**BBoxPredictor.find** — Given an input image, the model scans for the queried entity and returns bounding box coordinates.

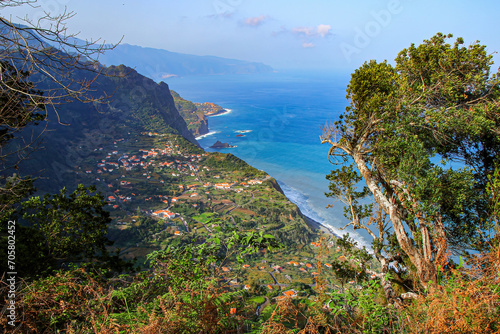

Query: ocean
[168,70,372,248]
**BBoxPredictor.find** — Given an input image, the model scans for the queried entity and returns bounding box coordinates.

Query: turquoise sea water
[168,70,372,248]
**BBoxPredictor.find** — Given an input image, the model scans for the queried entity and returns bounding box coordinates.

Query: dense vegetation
[322,33,500,297]
[0,4,499,331]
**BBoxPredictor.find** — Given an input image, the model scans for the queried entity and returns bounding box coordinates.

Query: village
[75,131,369,300]
[83,132,266,221]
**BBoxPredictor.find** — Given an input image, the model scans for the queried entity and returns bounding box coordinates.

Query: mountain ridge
[97,43,274,81]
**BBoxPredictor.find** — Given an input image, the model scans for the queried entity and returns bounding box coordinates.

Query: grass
[249,296,266,304]
[192,212,215,224]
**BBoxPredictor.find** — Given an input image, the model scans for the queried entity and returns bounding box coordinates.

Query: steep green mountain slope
[16,65,198,192]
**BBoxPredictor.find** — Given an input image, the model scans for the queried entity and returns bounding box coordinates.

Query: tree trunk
[352,153,438,286]
[373,254,402,307]
[413,252,437,285]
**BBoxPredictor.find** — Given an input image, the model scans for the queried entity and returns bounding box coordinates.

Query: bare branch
[0,0,120,208]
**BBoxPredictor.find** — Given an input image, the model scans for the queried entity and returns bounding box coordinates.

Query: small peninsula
[195,102,229,116]
[171,93,230,138]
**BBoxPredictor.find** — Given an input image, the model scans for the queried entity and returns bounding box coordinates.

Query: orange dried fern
[404,243,500,334]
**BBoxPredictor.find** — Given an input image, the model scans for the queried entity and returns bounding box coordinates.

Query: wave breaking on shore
[208,109,232,117]
[277,180,372,249]
[195,130,219,140]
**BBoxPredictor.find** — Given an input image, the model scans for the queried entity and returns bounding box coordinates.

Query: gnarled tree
[322,33,500,290]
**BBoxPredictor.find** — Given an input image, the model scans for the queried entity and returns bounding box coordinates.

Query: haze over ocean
[169,70,373,248]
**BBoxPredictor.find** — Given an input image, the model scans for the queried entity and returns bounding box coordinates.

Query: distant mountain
[97,44,273,80]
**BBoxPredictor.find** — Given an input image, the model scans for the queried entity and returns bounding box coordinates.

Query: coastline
[206,108,232,117]
[303,214,341,239]
[192,109,231,140]
[195,130,219,140]
[269,177,341,240]
[195,104,341,241]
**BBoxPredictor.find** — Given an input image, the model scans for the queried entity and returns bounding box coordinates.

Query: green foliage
[323,33,500,287]
[341,34,498,240]
[486,161,500,229]
[390,34,499,248]
[112,214,164,245]
[356,280,397,333]
[323,279,396,333]
[326,165,372,228]
[0,173,34,222]
[0,184,113,277]
[204,152,265,176]
[330,234,372,286]
[148,225,284,281]
[22,184,111,259]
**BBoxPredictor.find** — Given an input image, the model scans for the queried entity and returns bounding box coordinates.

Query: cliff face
[171,90,209,137]
[197,117,209,137]
[98,66,199,145]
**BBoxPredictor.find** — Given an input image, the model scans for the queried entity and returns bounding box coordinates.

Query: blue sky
[4,0,500,72]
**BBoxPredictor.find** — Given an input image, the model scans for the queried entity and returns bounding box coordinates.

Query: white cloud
[292,26,315,37]
[317,24,332,38]
[274,23,332,49]
[291,24,332,38]
[244,15,268,27]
